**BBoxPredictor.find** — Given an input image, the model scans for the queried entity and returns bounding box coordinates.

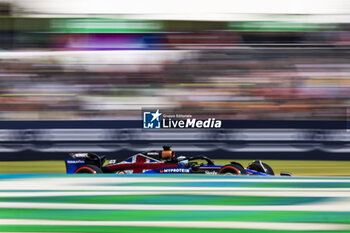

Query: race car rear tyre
[74,165,103,174]
[248,161,274,175]
[218,164,247,176]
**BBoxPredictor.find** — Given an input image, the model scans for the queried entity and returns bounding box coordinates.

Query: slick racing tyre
[74,165,103,174]
[248,161,274,175]
[218,164,247,176]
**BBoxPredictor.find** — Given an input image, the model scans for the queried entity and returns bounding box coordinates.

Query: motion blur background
[1,0,350,163]
[1,4,350,233]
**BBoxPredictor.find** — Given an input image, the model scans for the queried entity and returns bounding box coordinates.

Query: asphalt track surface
[0,174,350,233]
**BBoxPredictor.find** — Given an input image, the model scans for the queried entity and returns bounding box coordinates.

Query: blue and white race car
[65,145,291,176]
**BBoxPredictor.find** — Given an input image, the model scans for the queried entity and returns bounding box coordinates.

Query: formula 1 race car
[65,146,291,176]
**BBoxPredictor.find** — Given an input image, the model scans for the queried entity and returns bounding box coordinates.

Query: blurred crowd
[1,2,350,120]
[1,47,349,120]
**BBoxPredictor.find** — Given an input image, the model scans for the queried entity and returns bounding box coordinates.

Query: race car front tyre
[248,161,274,175]
[74,165,103,174]
[218,164,247,176]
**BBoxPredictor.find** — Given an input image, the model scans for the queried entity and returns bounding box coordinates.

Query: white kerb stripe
[1,191,350,197]
[1,201,350,212]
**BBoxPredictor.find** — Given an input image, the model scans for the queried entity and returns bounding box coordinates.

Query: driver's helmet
[161,145,175,160]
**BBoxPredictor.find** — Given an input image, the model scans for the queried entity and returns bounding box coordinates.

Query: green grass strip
[1,209,350,224]
[0,195,330,206]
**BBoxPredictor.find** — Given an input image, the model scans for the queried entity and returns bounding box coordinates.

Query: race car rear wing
[65,159,86,174]
[65,152,106,173]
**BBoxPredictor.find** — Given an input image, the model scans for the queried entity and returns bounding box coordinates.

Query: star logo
[151,109,162,122]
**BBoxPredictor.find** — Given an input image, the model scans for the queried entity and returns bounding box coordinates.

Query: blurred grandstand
[0,0,350,121]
